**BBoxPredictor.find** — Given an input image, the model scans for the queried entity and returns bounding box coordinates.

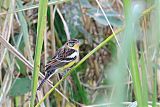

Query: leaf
[69,71,89,104]
[14,34,26,75]
[17,0,33,57]
[16,58,26,75]
[54,11,67,42]
[62,2,92,42]
[107,40,117,58]
[9,77,31,96]
[87,7,123,27]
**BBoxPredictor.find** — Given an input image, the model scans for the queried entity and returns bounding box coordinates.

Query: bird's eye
[69,42,74,47]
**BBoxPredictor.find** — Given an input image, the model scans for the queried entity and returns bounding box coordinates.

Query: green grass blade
[152,65,157,107]
[130,43,143,106]
[70,71,89,104]
[30,0,48,106]
[16,1,33,62]
[123,1,145,106]
[140,53,148,106]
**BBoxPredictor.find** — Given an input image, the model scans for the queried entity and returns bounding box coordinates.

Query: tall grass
[30,0,48,106]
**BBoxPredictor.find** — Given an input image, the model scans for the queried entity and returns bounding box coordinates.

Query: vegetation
[0,0,160,107]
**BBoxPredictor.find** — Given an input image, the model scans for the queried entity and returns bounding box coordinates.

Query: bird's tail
[37,68,57,90]
[37,78,46,90]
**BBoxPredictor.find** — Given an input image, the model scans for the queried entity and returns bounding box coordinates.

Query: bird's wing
[47,47,75,61]
[56,48,77,61]
[44,47,66,68]
[45,47,77,72]
[45,59,69,71]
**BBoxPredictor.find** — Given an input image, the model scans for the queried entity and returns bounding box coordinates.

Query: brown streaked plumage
[37,39,79,90]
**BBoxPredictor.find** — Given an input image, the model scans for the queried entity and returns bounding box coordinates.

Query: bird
[37,39,80,90]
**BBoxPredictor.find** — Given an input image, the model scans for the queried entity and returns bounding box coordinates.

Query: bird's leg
[61,68,71,77]
[58,68,74,87]
[58,68,72,80]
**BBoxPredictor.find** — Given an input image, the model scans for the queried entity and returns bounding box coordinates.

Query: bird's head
[65,39,80,50]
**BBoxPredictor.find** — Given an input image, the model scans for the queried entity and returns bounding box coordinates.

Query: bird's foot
[59,68,72,79]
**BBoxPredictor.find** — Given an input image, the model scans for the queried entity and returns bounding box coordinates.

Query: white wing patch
[67,51,78,58]
[55,51,79,62]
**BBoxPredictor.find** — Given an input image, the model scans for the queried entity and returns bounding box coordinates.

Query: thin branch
[95,0,121,48]
[57,8,70,40]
